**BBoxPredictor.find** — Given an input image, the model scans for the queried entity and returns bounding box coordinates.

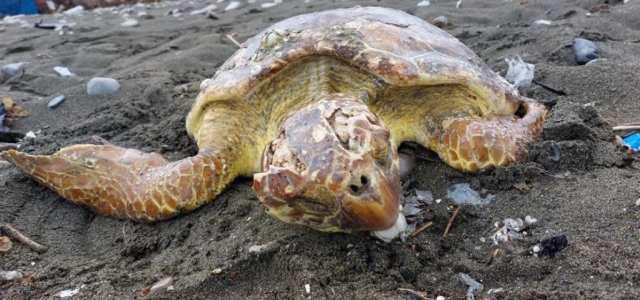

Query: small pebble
[224,1,241,11]
[533,19,552,25]
[635,198,640,206]
[436,296,445,300]
[87,77,120,96]
[190,4,218,15]
[532,245,541,253]
[137,11,153,19]
[207,11,220,20]
[431,15,449,28]
[417,0,430,7]
[120,19,139,27]
[2,62,27,78]
[63,6,84,16]
[261,3,277,8]
[1,270,23,281]
[149,277,173,294]
[47,95,66,109]
[573,38,599,65]
[304,283,310,294]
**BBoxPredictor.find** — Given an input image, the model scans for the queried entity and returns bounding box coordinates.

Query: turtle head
[253,95,403,237]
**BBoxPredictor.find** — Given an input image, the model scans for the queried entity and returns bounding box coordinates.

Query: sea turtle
[1,7,546,242]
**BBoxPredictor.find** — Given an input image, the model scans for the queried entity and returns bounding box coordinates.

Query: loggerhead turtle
[1,7,546,242]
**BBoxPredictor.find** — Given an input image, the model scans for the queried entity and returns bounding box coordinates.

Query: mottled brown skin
[0,7,546,234]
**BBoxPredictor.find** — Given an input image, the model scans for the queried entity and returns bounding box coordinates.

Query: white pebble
[417,0,430,7]
[190,4,218,15]
[533,245,541,253]
[524,215,538,225]
[59,288,80,298]
[149,277,173,293]
[87,77,120,96]
[47,95,66,109]
[436,296,445,300]
[261,3,277,8]
[534,19,552,25]
[636,198,640,206]
[479,237,486,243]
[2,62,27,78]
[0,270,23,281]
[224,1,241,11]
[63,6,84,16]
[304,283,310,294]
[120,19,139,27]
[435,198,442,204]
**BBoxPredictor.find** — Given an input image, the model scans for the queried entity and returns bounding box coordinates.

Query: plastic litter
[53,66,74,77]
[373,212,407,243]
[491,216,537,244]
[458,273,484,300]
[446,183,495,206]
[504,56,534,88]
[621,133,640,153]
[403,189,433,216]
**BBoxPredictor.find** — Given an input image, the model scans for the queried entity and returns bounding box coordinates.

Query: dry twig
[0,223,47,253]
[443,207,461,237]
[612,124,640,131]
[226,34,244,48]
[410,221,434,237]
[397,287,428,299]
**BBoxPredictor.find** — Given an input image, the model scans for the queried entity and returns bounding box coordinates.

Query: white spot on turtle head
[250,65,263,76]
[312,125,327,143]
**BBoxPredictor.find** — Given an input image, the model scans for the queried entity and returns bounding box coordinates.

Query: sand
[1,0,639,299]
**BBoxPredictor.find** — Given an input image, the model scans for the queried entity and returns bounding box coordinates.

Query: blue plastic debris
[622,133,640,152]
[0,0,39,16]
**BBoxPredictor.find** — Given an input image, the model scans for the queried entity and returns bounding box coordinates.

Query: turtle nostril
[348,175,370,195]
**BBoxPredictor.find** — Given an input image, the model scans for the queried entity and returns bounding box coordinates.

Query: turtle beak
[337,169,401,232]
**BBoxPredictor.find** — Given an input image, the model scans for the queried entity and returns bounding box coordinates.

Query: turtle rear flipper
[1,145,234,222]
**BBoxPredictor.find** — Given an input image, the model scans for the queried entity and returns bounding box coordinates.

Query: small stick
[443,207,461,237]
[225,34,244,48]
[410,221,433,237]
[612,125,640,131]
[0,223,47,253]
[397,288,428,300]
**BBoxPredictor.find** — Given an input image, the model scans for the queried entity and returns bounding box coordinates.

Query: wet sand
[1,0,639,299]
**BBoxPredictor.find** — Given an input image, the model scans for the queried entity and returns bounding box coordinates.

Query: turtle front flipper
[1,145,235,222]
[432,100,547,172]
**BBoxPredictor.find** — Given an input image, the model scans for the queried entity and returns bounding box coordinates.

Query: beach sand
[1,0,639,299]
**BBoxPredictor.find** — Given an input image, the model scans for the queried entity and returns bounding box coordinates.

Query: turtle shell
[186,6,528,141]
